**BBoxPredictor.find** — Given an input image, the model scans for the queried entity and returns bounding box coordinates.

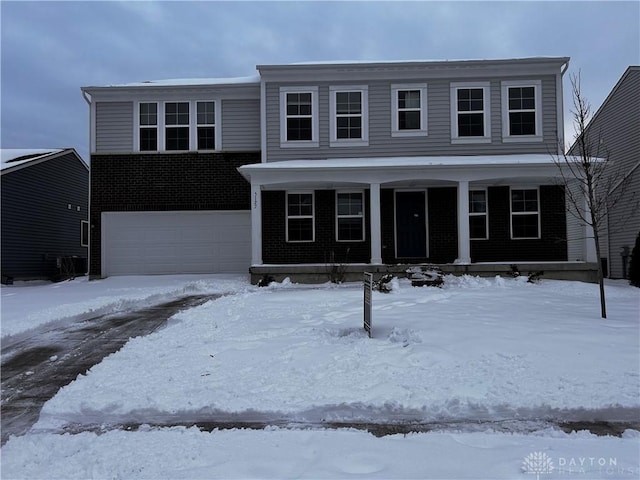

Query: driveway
[1,294,215,445]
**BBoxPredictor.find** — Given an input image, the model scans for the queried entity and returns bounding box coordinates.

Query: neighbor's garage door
[102,211,251,276]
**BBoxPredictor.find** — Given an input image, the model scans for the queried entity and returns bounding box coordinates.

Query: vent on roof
[7,152,53,163]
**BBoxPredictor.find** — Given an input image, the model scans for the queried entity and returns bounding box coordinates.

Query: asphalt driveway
[1,294,216,445]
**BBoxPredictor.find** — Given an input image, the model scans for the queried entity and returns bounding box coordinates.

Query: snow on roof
[0,149,63,171]
[241,154,573,171]
[103,75,260,88]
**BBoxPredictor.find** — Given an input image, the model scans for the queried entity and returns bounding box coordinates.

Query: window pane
[166,102,189,126]
[336,92,361,114]
[336,116,362,139]
[140,128,157,151]
[197,126,215,150]
[512,190,538,212]
[287,93,312,116]
[140,103,157,125]
[166,127,189,150]
[399,110,420,130]
[457,89,483,112]
[458,113,484,137]
[469,191,486,213]
[197,102,215,125]
[509,112,536,135]
[338,218,363,241]
[287,118,312,141]
[398,90,420,109]
[469,215,487,239]
[288,218,313,242]
[288,193,313,217]
[337,193,363,216]
[512,214,539,238]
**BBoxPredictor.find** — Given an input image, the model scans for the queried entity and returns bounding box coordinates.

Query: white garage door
[102,211,251,276]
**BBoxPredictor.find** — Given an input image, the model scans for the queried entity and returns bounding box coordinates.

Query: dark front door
[396,191,427,258]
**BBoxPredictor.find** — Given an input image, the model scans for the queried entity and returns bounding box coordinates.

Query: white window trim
[329,86,369,147]
[194,100,220,151]
[335,190,366,242]
[135,101,159,152]
[391,83,428,137]
[501,80,543,143]
[280,87,319,148]
[286,191,315,243]
[469,189,489,240]
[510,186,541,240]
[134,100,221,153]
[81,220,89,247]
[163,101,191,151]
[450,82,491,144]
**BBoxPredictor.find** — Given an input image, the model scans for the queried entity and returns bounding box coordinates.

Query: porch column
[456,180,471,264]
[370,183,383,265]
[250,182,263,265]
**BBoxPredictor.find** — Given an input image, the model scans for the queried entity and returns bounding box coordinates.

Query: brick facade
[471,185,567,262]
[89,151,260,276]
[262,190,371,264]
[262,185,566,265]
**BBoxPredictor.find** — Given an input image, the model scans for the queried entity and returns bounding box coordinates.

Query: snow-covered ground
[1,274,639,479]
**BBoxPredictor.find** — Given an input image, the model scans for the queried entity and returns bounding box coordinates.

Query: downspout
[81,89,93,278]
[557,59,570,155]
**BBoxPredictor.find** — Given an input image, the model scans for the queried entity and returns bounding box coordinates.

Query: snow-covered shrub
[257,274,275,287]
[406,265,444,287]
[630,231,640,287]
[373,273,395,293]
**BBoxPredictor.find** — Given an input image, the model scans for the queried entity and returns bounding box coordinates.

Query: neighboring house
[568,66,640,279]
[1,148,89,282]
[83,57,598,282]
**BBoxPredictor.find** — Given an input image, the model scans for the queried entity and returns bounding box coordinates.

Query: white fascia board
[257,57,570,83]
[238,155,574,187]
[82,83,260,102]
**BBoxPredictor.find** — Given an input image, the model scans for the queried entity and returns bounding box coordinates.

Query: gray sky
[1,1,639,162]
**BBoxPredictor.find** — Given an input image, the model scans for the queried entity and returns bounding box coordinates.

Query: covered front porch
[238,154,596,283]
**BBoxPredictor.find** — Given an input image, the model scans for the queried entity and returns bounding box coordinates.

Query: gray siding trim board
[265,75,558,162]
[96,102,134,152]
[222,99,261,151]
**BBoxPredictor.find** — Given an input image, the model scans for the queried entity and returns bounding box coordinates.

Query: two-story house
[83,57,598,282]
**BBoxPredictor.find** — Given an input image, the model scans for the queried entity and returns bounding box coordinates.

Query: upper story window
[196,101,215,150]
[280,87,319,148]
[336,191,365,241]
[469,189,488,240]
[391,84,428,137]
[286,192,315,242]
[139,102,158,151]
[501,80,542,142]
[135,100,219,152]
[510,188,540,239]
[165,102,190,150]
[329,86,369,147]
[451,83,491,143]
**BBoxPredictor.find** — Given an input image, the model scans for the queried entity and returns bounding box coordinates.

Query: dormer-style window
[330,86,369,147]
[450,83,491,143]
[280,87,319,148]
[501,80,542,142]
[391,84,428,137]
[139,102,158,151]
[165,102,190,151]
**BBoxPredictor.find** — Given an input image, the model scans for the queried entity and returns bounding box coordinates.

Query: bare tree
[554,72,636,319]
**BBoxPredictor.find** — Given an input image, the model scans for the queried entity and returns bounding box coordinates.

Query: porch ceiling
[239,154,581,187]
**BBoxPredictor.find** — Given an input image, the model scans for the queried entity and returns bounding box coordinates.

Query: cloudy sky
[1,1,638,162]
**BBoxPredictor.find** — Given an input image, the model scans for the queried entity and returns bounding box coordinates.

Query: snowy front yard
[1,274,639,479]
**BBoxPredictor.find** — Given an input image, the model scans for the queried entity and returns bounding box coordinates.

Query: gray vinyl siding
[566,181,586,262]
[1,152,88,279]
[96,102,134,152]
[221,99,260,151]
[568,67,640,278]
[608,168,639,278]
[265,75,558,162]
